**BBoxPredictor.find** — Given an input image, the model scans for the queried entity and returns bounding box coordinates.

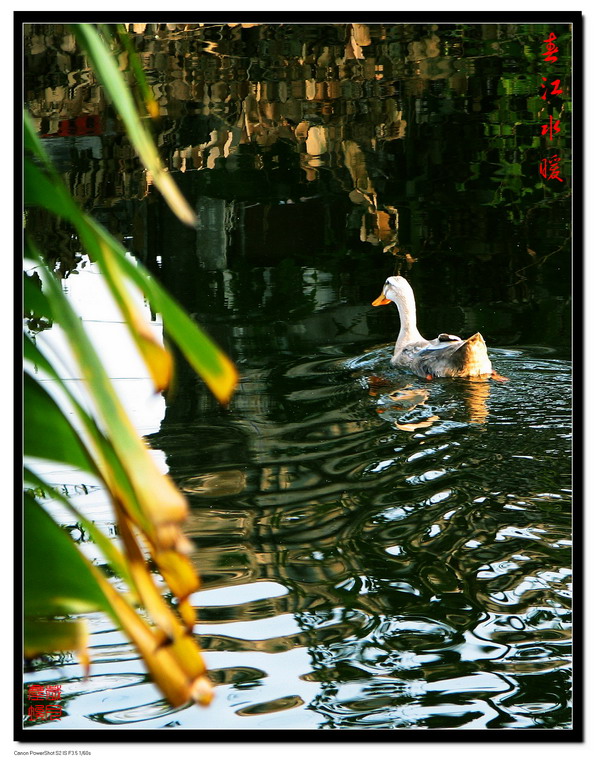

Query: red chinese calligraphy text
[542,32,559,62]
[27,683,62,701]
[45,704,63,720]
[27,705,47,720]
[539,155,564,182]
[541,115,561,141]
[540,77,563,99]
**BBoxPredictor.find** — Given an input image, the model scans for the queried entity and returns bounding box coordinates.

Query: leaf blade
[24,494,110,618]
[31,248,189,541]
[24,371,98,475]
[73,24,196,226]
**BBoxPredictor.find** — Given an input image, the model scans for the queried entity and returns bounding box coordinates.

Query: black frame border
[16,9,584,745]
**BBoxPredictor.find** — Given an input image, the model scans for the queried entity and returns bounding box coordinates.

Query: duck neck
[394,292,424,350]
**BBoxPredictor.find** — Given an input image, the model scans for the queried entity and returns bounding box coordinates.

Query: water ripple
[25,344,572,730]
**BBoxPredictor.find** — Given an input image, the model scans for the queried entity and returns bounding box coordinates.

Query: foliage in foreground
[24,24,237,708]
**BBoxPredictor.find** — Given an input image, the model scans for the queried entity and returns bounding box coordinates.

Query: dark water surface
[24,20,573,731]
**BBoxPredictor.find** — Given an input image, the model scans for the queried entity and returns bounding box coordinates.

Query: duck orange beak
[372,294,392,306]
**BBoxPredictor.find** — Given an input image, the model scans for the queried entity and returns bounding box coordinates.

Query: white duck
[372,275,501,379]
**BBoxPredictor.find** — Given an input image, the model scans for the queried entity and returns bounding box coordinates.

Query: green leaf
[86,220,239,404]
[24,157,80,222]
[24,272,52,321]
[22,44,215,706]
[24,467,137,592]
[23,331,56,377]
[142,276,238,405]
[86,237,173,392]
[24,125,237,406]
[24,494,110,617]
[24,617,89,660]
[24,110,46,159]
[108,24,160,119]
[23,326,151,535]
[24,371,97,475]
[73,24,196,226]
[30,249,189,539]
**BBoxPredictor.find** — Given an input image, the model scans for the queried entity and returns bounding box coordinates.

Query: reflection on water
[25,21,571,334]
[25,270,572,728]
[24,20,573,732]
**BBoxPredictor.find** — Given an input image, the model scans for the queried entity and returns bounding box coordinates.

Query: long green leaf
[85,219,239,404]
[24,329,151,534]
[89,238,173,392]
[24,494,111,618]
[24,117,237,405]
[24,467,136,593]
[23,331,61,379]
[24,271,52,321]
[31,250,188,542]
[24,371,97,475]
[73,24,196,226]
[23,45,214,705]
[107,24,160,119]
[24,157,81,221]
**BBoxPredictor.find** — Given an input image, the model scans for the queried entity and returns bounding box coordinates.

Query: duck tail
[449,333,491,375]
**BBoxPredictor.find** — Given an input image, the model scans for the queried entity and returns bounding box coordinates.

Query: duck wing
[411,333,492,378]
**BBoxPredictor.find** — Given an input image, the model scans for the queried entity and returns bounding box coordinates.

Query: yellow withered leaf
[98,240,173,393]
[150,547,200,630]
[96,575,211,708]
[201,347,239,407]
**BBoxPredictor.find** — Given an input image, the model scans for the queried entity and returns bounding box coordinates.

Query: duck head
[372,275,425,348]
[372,275,415,307]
